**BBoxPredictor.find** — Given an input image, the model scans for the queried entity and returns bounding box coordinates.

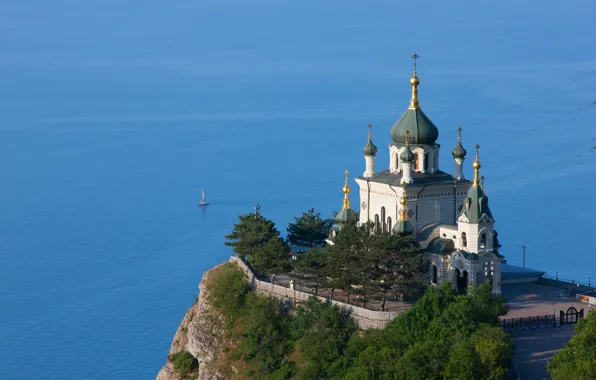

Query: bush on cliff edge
[169,350,198,380]
[207,262,252,318]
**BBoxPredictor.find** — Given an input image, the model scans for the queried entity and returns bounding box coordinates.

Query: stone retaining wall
[229,256,405,329]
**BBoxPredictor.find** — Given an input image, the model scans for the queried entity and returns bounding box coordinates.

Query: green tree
[287,208,334,252]
[224,210,280,258]
[548,310,596,379]
[471,325,513,380]
[239,294,291,375]
[206,262,251,318]
[293,247,328,296]
[249,236,292,275]
[364,228,425,310]
[292,297,357,379]
[325,222,363,303]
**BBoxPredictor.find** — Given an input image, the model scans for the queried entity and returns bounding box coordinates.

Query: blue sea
[1,1,595,379]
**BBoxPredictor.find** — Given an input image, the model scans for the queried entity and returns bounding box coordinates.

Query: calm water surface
[1,1,595,379]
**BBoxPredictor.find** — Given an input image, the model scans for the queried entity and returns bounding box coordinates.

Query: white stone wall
[389,146,400,173]
[229,256,408,329]
[456,220,495,254]
[363,155,375,178]
[389,144,441,174]
[356,179,471,233]
[453,158,464,180]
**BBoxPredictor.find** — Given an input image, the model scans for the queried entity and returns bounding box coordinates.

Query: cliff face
[156,264,227,380]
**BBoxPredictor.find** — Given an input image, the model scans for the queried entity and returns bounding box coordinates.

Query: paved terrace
[502,282,588,318]
[502,281,592,380]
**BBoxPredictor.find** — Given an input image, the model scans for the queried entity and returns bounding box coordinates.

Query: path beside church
[509,324,574,380]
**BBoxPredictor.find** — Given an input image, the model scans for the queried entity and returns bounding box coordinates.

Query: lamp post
[522,244,527,269]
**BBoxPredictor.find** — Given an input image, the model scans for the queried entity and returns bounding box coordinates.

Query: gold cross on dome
[480,175,485,188]
[367,123,372,138]
[475,144,480,156]
[411,52,420,72]
[344,169,349,177]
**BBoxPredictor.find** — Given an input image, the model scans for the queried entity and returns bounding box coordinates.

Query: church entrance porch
[454,269,468,294]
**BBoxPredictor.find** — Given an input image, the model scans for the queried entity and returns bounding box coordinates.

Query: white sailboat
[198,188,209,206]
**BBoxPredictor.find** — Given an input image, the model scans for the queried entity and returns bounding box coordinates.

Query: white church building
[338,56,505,295]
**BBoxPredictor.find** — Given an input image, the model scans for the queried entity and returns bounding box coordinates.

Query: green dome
[393,219,414,235]
[400,145,414,162]
[363,137,378,156]
[335,208,357,224]
[452,141,467,158]
[460,186,493,224]
[390,108,439,145]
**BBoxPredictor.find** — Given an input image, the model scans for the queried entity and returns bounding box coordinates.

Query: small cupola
[452,126,467,159]
[363,123,378,156]
[393,188,414,235]
[335,170,357,226]
[400,140,414,162]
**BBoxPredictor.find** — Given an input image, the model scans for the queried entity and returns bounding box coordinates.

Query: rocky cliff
[156,264,227,380]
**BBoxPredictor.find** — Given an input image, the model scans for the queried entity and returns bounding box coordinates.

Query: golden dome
[342,170,351,209]
[410,74,420,86]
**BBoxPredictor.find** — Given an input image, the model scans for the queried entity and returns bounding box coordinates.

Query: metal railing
[542,273,594,289]
[499,314,557,331]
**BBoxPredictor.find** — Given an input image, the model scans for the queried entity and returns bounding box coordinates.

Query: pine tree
[287,208,334,252]
[250,236,292,275]
[224,210,280,259]
[293,247,328,296]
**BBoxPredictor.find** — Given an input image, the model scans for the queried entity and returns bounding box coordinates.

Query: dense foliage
[224,210,291,274]
[286,208,334,252]
[224,211,281,258]
[324,222,427,307]
[548,310,596,379]
[207,262,252,318]
[207,263,512,380]
[225,209,427,305]
[169,351,199,380]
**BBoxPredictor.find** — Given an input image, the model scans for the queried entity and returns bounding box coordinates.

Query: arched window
[461,232,467,247]
[381,207,386,232]
[387,217,392,233]
[374,214,380,233]
[480,233,487,249]
[424,153,430,172]
[432,265,438,284]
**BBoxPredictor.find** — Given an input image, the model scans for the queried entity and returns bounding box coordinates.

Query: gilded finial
[409,52,420,109]
[342,170,351,210]
[480,175,485,188]
[399,187,408,220]
[457,126,463,141]
[472,144,481,186]
[367,123,372,139]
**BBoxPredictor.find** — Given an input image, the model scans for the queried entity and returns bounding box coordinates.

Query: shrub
[206,263,251,317]
[169,351,198,380]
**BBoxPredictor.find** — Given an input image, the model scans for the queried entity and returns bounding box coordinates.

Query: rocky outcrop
[156,264,227,380]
